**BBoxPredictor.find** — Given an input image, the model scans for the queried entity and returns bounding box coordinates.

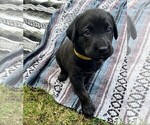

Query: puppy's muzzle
[98,46,109,54]
[89,45,113,61]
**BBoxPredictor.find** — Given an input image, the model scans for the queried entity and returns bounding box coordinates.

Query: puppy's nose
[98,46,109,53]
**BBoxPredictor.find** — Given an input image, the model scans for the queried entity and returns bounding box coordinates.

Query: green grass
[0,85,23,125]
[23,87,110,125]
[0,86,146,125]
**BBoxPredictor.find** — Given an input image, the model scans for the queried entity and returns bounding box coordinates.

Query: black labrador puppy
[56,9,118,117]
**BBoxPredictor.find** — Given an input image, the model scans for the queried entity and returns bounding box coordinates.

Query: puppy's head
[66,9,118,61]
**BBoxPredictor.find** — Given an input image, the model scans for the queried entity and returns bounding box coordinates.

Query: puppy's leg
[59,69,68,81]
[56,58,68,82]
[84,74,93,90]
[70,72,95,117]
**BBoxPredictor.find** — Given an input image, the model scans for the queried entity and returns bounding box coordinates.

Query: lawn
[1,85,145,125]
[23,87,110,125]
[0,85,23,125]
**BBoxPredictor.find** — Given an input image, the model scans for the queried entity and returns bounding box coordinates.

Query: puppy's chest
[77,60,103,73]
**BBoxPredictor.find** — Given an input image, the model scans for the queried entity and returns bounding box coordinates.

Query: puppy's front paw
[82,103,95,118]
[58,73,68,82]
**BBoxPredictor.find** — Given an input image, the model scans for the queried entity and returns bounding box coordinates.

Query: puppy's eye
[84,29,91,36]
[106,26,112,32]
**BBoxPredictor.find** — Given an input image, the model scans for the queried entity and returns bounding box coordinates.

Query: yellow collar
[74,49,92,60]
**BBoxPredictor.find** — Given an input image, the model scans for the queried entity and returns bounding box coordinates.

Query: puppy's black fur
[56,9,118,117]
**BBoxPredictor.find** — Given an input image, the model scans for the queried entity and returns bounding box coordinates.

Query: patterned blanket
[0,0,150,124]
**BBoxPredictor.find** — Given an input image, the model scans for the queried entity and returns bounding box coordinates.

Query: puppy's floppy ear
[66,14,81,42]
[108,13,118,40]
[127,15,137,39]
[113,19,118,40]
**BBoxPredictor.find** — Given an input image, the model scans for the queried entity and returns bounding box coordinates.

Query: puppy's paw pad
[58,74,68,82]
